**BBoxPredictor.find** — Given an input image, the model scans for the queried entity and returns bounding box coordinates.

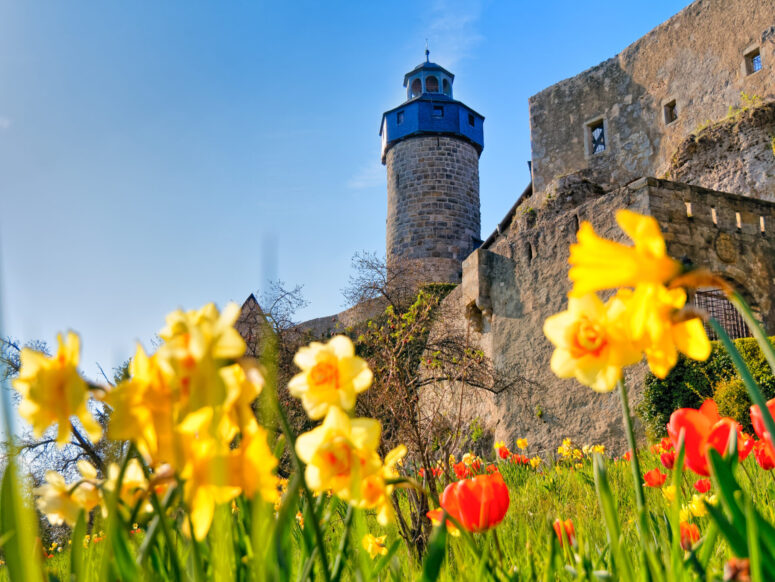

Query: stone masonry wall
[386,136,480,284]
[669,102,775,202]
[434,178,775,457]
[529,0,775,199]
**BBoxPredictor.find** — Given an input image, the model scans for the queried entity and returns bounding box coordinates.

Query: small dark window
[397,110,404,125]
[425,76,439,92]
[443,79,451,95]
[745,48,762,75]
[588,119,605,154]
[468,113,475,126]
[664,100,677,124]
[432,106,444,119]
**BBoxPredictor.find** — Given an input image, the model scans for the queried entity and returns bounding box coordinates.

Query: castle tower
[380,53,484,283]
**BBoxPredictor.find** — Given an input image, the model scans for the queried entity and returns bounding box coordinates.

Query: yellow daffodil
[232,424,279,503]
[494,440,506,451]
[13,332,101,446]
[288,335,373,420]
[158,302,246,413]
[516,438,528,450]
[178,432,242,541]
[619,285,711,378]
[295,406,382,501]
[104,459,152,515]
[568,210,681,297]
[461,452,475,466]
[662,484,677,503]
[592,444,605,454]
[544,293,641,392]
[358,445,407,525]
[218,361,264,441]
[529,456,542,469]
[688,494,708,517]
[33,465,101,527]
[106,344,179,467]
[362,534,388,559]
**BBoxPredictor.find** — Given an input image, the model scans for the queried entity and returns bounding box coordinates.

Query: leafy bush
[714,377,753,432]
[639,337,775,438]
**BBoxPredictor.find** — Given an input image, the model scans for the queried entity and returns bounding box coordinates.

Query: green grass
[5,447,774,581]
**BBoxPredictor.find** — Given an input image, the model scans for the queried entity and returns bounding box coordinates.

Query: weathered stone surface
[669,102,775,202]
[436,179,775,457]
[529,0,775,200]
[386,136,480,284]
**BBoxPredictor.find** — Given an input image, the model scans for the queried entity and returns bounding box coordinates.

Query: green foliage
[468,417,484,443]
[714,377,753,432]
[639,336,775,438]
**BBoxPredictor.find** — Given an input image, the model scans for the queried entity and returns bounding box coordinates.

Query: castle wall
[529,0,775,198]
[669,102,775,202]
[386,136,480,284]
[439,178,775,456]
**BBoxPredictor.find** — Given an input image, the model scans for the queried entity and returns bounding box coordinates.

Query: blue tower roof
[380,57,484,163]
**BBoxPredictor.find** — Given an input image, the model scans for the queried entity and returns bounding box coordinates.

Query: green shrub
[638,336,775,438]
[714,377,754,433]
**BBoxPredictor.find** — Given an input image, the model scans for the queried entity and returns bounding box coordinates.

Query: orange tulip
[643,468,667,487]
[553,518,576,547]
[750,398,775,455]
[667,400,740,476]
[680,521,700,550]
[434,473,510,533]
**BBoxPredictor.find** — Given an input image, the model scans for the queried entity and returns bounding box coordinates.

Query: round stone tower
[380,53,484,284]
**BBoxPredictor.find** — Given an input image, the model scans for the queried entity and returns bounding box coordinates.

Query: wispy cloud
[347,161,385,190]
[0,117,11,130]
[424,0,485,67]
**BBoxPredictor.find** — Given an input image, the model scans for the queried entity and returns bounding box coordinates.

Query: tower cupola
[380,54,484,164]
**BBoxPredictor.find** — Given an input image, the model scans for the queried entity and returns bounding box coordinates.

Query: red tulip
[453,462,469,480]
[486,464,498,474]
[643,468,667,487]
[434,472,510,533]
[660,451,676,470]
[623,451,632,462]
[553,519,576,546]
[680,522,700,550]
[498,446,511,459]
[660,437,674,451]
[739,434,755,461]
[751,398,775,454]
[754,440,775,470]
[693,478,711,493]
[667,399,740,476]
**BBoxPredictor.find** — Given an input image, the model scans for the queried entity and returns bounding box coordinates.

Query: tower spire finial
[425,39,430,62]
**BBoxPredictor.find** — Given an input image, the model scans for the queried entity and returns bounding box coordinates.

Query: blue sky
[0,0,690,379]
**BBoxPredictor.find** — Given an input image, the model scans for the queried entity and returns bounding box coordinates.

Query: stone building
[239,0,775,453]
[451,0,775,454]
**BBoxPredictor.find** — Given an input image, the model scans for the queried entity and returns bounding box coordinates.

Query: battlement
[528,0,775,199]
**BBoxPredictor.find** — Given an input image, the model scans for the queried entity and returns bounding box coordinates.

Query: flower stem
[617,379,646,517]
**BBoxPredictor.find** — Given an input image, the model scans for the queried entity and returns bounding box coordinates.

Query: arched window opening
[691,288,751,340]
[425,75,439,93]
[442,78,451,95]
[411,78,422,97]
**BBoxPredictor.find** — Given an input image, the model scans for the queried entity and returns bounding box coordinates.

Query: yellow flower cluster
[17,303,280,541]
[544,210,711,392]
[291,335,406,525]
